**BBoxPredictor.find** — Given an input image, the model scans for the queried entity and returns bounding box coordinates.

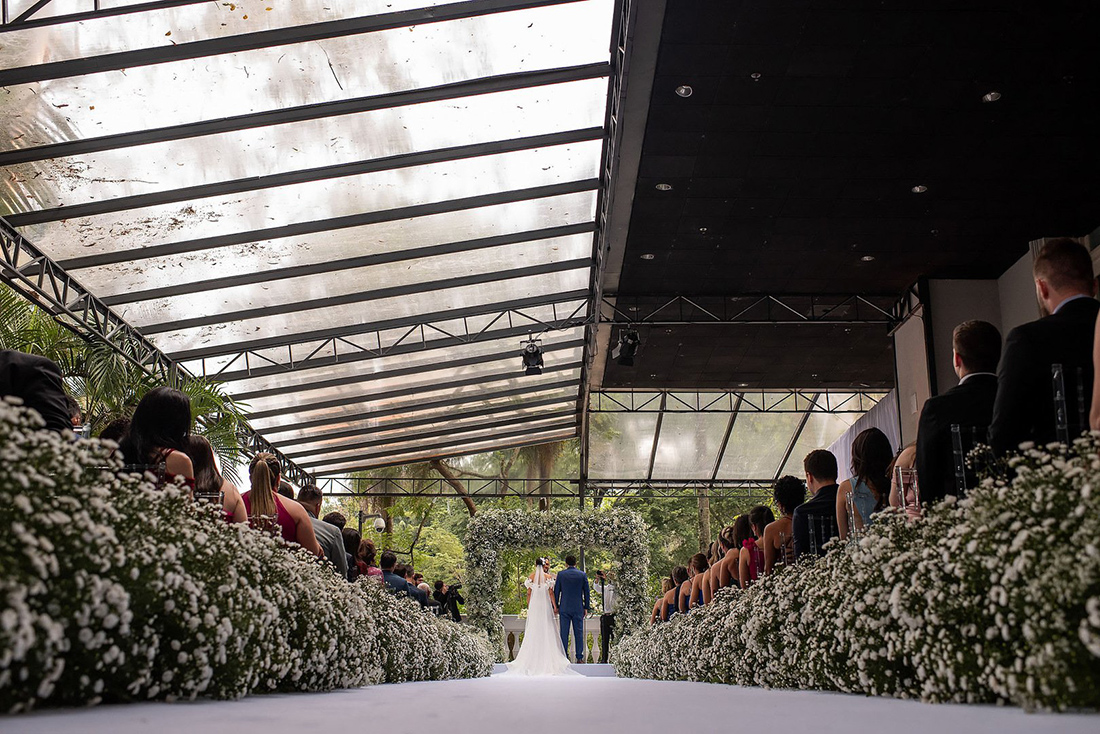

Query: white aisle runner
[5,676,1097,734]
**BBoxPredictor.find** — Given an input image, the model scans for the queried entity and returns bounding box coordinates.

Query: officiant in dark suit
[915,320,1001,504]
[990,238,1099,455]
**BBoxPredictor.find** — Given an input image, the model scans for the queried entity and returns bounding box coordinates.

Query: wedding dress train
[503,566,579,676]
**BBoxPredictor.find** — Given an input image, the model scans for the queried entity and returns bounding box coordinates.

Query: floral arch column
[464,508,650,658]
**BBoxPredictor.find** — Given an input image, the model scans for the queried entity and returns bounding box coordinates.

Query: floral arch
[463,508,650,657]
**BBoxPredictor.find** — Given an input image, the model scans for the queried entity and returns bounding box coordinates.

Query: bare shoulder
[164,450,193,478]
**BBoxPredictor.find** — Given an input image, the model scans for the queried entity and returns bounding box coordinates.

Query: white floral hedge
[0,400,494,713]
[464,508,650,657]
[613,438,1100,711]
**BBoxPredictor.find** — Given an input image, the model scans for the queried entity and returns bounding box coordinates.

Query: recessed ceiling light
[664,329,673,334]
[627,306,639,312]
[675,85,693,98]
[698,227,708,233]
[982,91,1001,103]
[911,185,928,194]
[738,382,748,388]
[655,183,673,191]
[750,72,762,81]
[650,373,658,378]
[640,253,655,260]
[861,255,876,262]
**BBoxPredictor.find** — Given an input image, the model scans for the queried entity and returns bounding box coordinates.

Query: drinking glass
[896,467,921,520]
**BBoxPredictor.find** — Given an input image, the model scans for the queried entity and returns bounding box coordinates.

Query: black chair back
[1052,364,1087,444]
[805,513,838,557]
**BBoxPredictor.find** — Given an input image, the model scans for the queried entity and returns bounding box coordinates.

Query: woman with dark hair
[682,553,710,611]
[243,452,321,556]
[661,566,689,621]
[764,475,805,574]
[714,525,739,589]
[181,435,246,523]
[650,577,675,624]
[342,528,361,581]
[118,386,194,490]
[357,538,382,579]
[836,427,894,539]
[739,506,775,588]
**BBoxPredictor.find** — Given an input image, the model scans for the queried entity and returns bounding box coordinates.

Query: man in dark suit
[792,449,839,560]
[0,349,72,434]
[380,550,414,597]
[553,555,590,663]
[990,238,1099,455]
[916,320,1002,503]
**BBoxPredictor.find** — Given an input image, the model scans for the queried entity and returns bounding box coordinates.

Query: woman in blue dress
[836,427,894,540]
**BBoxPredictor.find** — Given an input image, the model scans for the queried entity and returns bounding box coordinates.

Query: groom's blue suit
[554,565,590,663]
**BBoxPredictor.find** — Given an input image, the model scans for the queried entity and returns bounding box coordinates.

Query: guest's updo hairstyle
[248,451,280,518]
[690,552,709,573]
[773,475,807,516]
[732,514,754,548]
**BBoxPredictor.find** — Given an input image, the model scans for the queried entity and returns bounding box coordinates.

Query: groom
[554,555,590,664]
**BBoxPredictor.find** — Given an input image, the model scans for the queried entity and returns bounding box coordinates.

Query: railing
[500,614,607,664]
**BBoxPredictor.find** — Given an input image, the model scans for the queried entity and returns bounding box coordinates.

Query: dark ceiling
[603,0,1099,389]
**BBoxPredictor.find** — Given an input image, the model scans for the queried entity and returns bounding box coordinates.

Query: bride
[503,558,578,676]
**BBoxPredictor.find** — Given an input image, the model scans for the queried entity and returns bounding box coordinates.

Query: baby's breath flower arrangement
[464,508,650,659]
[614,438,1100,711]
[0,400,493,713]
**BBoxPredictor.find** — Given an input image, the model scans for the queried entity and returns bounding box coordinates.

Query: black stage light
[521,336,544,375]
[611,328,641,366]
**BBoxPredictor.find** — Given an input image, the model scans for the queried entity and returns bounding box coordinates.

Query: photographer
[594,569,616,664]
[433,580,464,622]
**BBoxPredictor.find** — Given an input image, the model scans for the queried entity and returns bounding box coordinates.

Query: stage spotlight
[612,328,641,366]
[521,335,544,375]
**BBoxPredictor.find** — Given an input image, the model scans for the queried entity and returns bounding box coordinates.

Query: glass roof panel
[311,426,578,475]
[72,191,596,295]
[115,234,592,327]
[149,266,591,356]
[717,411,805,480]
[253,367,582,432]
[242,345,584,416]
[779,412,861,478]
[588,412,659,480]
[650,412,731,480]
[269,385,578,446]
[281,400,577,458]
[1,1,613,150]
[17,141,602,262]
[2,79,608,214]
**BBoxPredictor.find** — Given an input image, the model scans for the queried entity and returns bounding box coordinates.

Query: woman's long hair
[851,427,894,508]
[182,435,221,498]
[732,515,754,548]
[248,452,279,518]
[119,386,191,465]
[359,538,377,566]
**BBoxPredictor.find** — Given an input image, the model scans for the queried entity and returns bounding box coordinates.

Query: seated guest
[244,453,321,555]
[182,435,247,523]
[792,450,840,560]
[277,480,295,501]
[764,475,805,574]
[343,528,362,581]
[296,484,348,579]
[836,427,893,539]
[650,577,674,624]
[380,550,416,598]
[403,565,428,606]
[119,387,194,490]
[358,538,383,579]
[661,566,689,621]
[701,541,719,604]
[991,238,1098,454]
[728,516,752,588]
[322,511,346,529]
[98,417,130,444]
[915,320,1001,503]
[740,505,774,588]
[714,525,739,589]
[0,349,72,434]
[683,553,709,611]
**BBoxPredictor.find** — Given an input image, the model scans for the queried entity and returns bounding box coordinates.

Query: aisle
[6,674,1097,734]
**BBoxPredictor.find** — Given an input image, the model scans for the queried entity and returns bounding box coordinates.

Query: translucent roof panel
[0,1,614,148]
[588,413,659,480]
[779,412,862,478]
[717,412,805,480]
[650,412,732,480]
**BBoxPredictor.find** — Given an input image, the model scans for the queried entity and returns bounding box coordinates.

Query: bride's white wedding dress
[503,567,578,676]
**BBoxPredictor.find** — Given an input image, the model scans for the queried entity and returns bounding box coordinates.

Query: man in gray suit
[297,484,348,579]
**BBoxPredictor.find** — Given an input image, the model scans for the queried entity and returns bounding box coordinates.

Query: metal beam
[708,396,743,483]
[600,294,898,326]
[0,63,609,168]
[2,0,210,30]
[59,179,599,271]
[246,360,580,421]
[263,378,579,440]
[231,337,586,402]
[645,392,667,481]
[297,413,579,468]
[0,216,315,487]
[316,475,776,499]
[11,127,603,228]
[283,406,578,459]
[102,222,596,307]
[272,392,578,451]
[774,393,819,481]
[589,389,884,413]
[0,0,588,86]
[142,258,591,335]
[172,290,591,363]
